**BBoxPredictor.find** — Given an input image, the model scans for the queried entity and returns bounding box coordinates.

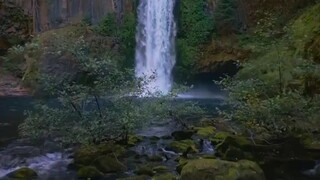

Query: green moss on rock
[291,3,320,54]
[152,166,169,173]
[94,155,126,173]
[6,168,37,180]
[176,157,189,173]
[152,173,175,180]
[74,143,125,166]
[168,140,199,154]
[196,126,216,138]
[180,159,265,180]
[209,132,230,145]
[134,166,155,176]
[117,175,150,180]
[77,166,103,179]
[127,135,143,146]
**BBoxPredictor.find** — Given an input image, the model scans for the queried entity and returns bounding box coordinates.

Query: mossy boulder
[6,168,37,180]
[152,173,175,180]
[198,118,215,126]
[94,155,126,173]
[167,140,199,154]
[291,3,320,59]
[74,143,125,165]
[180,159,265,180]
[127,135,143,146]
[223,146,246,161]
[200,154,216,159]
[209,132,231,145]
[117,175,150,180]
[77,166,103,179]
[152,166,169,173]
[215,135,253,160]
[195,126,216,138]
[176,157,189,173]
[147,155,163,162]
[134,166,155,176]
[171,130,195,140]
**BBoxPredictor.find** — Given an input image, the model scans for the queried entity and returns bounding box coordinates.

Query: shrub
[19,34,204,145]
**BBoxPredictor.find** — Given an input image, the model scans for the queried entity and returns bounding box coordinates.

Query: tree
[19,33,204,145]
[214,0,237,34]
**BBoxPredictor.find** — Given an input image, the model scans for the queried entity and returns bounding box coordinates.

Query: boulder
[94,155,126,173]
[167,140,199,154]
[147,155,163,162]
[134,166,154,176]
[77,166,103,179]
[127,135,143,146]
[171,130,195,140]
[209,132,231,145]
[6,168,37,180]
[180,159,265,180]
[215,135,253,160]
[152,173,175,180]
[117,175,150,180]
[152,166,169,173]
[74,143,125,165]
[195,126,216,138]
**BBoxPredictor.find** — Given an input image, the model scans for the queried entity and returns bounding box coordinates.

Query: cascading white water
[135,0,176,95]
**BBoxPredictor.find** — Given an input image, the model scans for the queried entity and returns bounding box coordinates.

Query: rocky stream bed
[0,96,320,180]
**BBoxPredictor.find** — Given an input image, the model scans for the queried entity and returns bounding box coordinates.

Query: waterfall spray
[135,0,176,95]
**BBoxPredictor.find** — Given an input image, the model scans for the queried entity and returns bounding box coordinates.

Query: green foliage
[214,0,237,34]
[95,13,136,67]
[2,39,41,85]
[95,13,118,36]
[176,0,214,81]
[0,2,31,44]
[19,34,204,145]
[219,4,320,136]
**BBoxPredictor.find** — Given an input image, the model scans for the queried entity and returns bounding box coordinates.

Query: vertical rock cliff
[3,0,135,33]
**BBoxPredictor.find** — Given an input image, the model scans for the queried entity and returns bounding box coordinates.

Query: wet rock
[195,126,216,138]
[176,157,189,173]
[117,175,150,180]
[74,143,125,165]
[148,136,161,144]
[180,159,265,180]
[200,155,216,159]
[6,167,38,180]
[223,146,246,161]
[77,166,103,179]
[316,164,320,177]
[160,135,172,140]
[127,135,143,146]
[209,132,231,145]
[215,135,253,160]
[152,173,175,180]
[134,166,155,176]
[152,166,169,173]
[171,130,195,140]
[167,140,199,154]
[147,155,163,162]
[94,155,126,173]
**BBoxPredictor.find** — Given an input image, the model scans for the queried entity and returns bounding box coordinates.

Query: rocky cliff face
[4,0,135,33]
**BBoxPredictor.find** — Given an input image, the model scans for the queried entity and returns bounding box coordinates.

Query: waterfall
[135,0,176,95]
